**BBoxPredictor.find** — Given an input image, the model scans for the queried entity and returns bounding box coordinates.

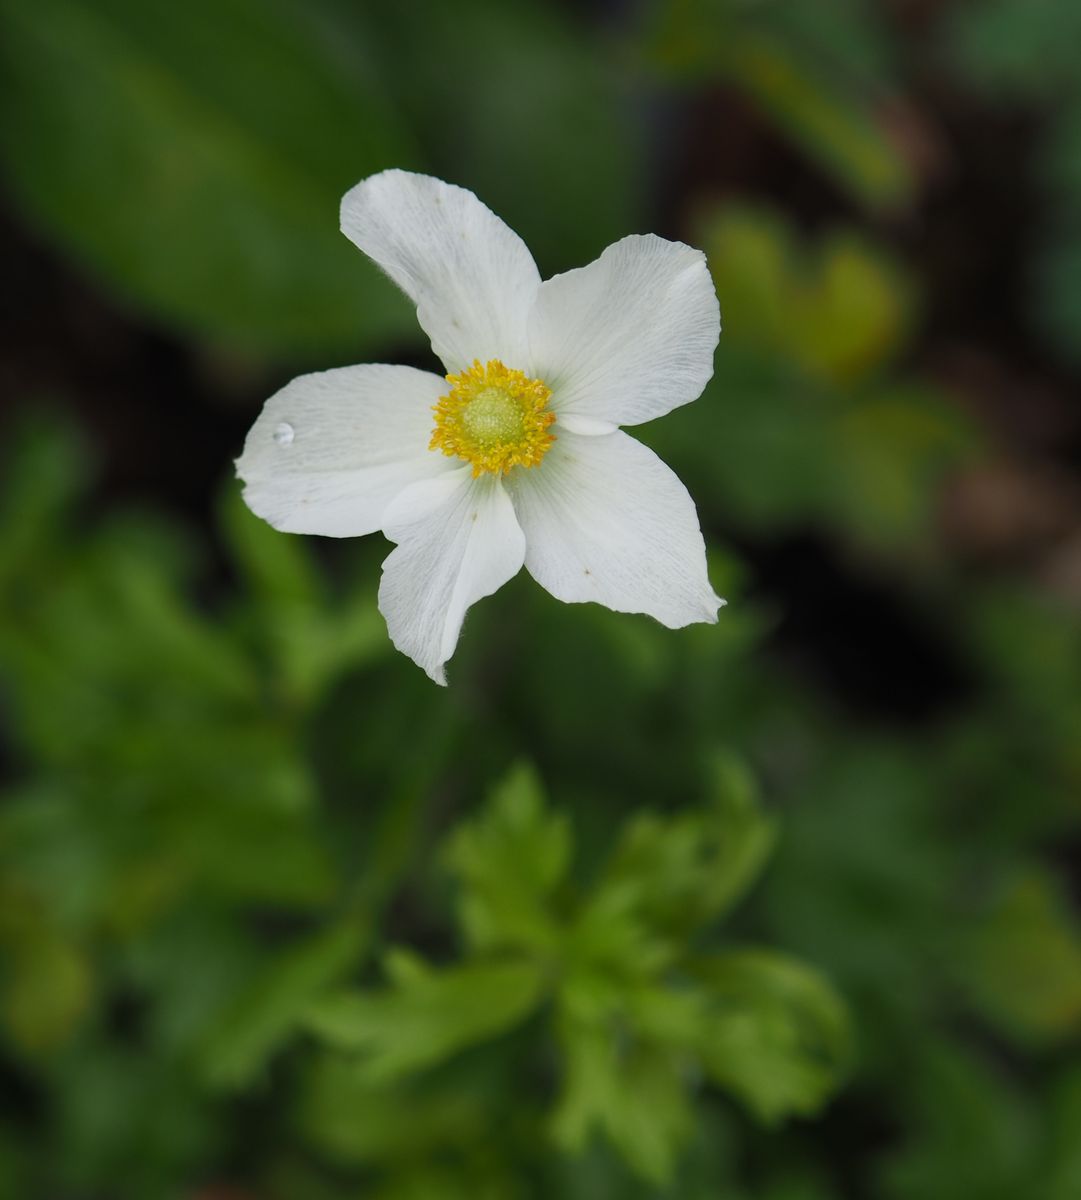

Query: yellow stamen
[430,359,555,477]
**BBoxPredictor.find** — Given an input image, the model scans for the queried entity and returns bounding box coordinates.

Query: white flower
[237,171,724,685]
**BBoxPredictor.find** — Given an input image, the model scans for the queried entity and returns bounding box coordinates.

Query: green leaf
[0,0,418,355]
[0,526,256,771]
[46,1042,218,1197]
[704,207,913,383]
[365,1163,521,1200]
[965,586,1081,779]
[760,1176,841,1200]
[220,486,322,613]
[830,383,976,546]
[722,33,912,212]
[949,0,1081,100]
[792,235,912,383]
[963,870,1081,1042]
[444,764,571,956]
[0,927,94,1055]
[1037,221,1081,367]
[0,411,91,585]
[589,753,776,951]
[758,741,955,1030]
[299,1054,493,1166]
[691,948,851,1124]
[165,787,336,910]
[198,918,366,1088]
[220,489,387,705]
[551,1008,693,1185]
[649,1,912,209]
[657,207,972,548]
[1047,1068,1081,1200]
[304,958,544,1083]
[121,911,264,1058]
[879,1042,1038,1200]
[351,0,641,270]
[949,3,1081,366]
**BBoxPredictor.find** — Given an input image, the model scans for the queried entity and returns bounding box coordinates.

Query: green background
[1,0,1080,1196]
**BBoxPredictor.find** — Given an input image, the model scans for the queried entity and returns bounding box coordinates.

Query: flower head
[430,358,555,477]
[237,171,724,684]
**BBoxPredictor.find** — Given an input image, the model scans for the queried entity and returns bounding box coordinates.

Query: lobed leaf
[690,948,852,1124]
[444,763,571,956]
[305,958,545,1083]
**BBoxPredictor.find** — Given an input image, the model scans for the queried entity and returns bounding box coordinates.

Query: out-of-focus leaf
[758,740,955,1045]
[705,207,912,384]
[751,0,895,90]
[949,1,1081,366]
[165,790,336,910]
[963,870,1081,1041]
[878,1042,1038,1200]
[649,0,912,209]
[304,958,544,1083]
[831,384,975,545]
[297,756,846,1187]
[367,1163,522,1200]
[948,0,1081,99]
[220,486,322,612]
[691,948,851,1123]
[1042,96,1081,201]
[0,523,258,772]
[965,586,1081,780]
[300,1055,491,1165]
[0,1128,30,1197]
[970,588,1081,707]
[122,911,264,1058]
[648,205,973,549]
[1047,1068,1081,1200]
[589,753,775,949]
[723,35,912,212]
[48,1043,219,1198]
[350,0,641,271]
[793,237,912,382]
[760,1175,841,1200]
[0,411,91,585]
[1036,106,1081,362]
[551,1009,693,1186]
[640,352,837,534]
[0,0,418,355]
[0,916,94,1054]
[1038,223,1081,366]
[220,490,387,706]
[199,919,365,1088]
[444,763,571,956]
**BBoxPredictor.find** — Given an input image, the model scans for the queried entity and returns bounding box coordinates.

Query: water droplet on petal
[273,422,294,446]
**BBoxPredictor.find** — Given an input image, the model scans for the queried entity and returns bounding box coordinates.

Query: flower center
[430,359,555,477]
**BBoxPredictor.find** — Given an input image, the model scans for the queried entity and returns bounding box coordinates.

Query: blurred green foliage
[0,0,638,358]
[1,392,1077,1194]
[647,0,911,209]
[306,762,846,1184]
[0,0,418,354]
[643,205,975,551]
[1,0,1080,1197]
[0,442,850,1190]
[950,0,1081,363]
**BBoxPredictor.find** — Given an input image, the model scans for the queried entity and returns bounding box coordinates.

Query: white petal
[379,470,525,685]
[557,414,618,437]
[528,234,720,427]
[506,430,722,627]
[341,170,541,373]
[236,364,450,538]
